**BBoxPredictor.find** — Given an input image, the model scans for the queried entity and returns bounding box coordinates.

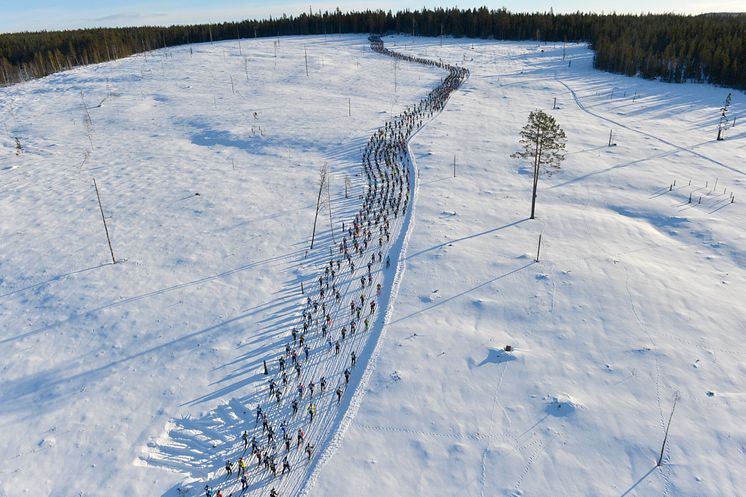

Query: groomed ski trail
[143,36,468,497]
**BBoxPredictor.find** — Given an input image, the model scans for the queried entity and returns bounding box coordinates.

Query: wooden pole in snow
[535,234,542,262]
[310,164,327,249]
[327,168,335,243]
[93,178,116,264]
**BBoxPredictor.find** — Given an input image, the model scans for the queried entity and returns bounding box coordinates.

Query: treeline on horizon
[1,7,745,90]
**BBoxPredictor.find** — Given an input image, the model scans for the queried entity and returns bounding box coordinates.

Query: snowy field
[2,33,745,497]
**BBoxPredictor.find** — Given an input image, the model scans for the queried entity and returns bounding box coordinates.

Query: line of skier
[201,36,468,497]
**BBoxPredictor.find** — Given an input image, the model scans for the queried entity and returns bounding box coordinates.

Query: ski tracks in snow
[556,78,745,178]
[299,40,469,497]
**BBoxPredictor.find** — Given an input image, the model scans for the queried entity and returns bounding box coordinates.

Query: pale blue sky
[2,0,744,33]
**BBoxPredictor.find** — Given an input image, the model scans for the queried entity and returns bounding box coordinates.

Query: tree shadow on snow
[404,218,529,261]
[619,465,658,497]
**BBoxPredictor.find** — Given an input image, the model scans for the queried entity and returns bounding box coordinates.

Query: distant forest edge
[1,8,745,90]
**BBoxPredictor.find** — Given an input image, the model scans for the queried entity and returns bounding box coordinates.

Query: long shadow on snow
[0,262,113,302]
[404,218,528,261]
[390,262,536,325]
[0,250,299,346]
[0,303,291,422]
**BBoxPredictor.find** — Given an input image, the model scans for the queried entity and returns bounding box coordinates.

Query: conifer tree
[511,110,566,219]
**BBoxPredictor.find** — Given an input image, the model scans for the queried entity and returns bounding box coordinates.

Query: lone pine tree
[511,110,566,219]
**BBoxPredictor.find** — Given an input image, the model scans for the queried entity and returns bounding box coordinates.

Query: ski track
[622,261,666,429]
[142,36,469,497]
[555,78,746,177]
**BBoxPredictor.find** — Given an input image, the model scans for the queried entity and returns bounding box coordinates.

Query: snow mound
[545,394,582,417]
[419,289,441,303]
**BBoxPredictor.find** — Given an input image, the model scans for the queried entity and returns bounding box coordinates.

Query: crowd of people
[201,36,468,497]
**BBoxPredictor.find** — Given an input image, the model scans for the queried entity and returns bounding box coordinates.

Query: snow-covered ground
[2,33,745,497]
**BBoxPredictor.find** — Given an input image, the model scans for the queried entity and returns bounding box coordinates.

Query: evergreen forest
[1,8,744,90]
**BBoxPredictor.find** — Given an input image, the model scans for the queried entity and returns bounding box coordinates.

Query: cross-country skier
[225,460,233,476]
[336,386,343,404]
[297,428,305,448]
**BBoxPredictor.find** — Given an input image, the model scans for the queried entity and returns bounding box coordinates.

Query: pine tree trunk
[530,133,542,219]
